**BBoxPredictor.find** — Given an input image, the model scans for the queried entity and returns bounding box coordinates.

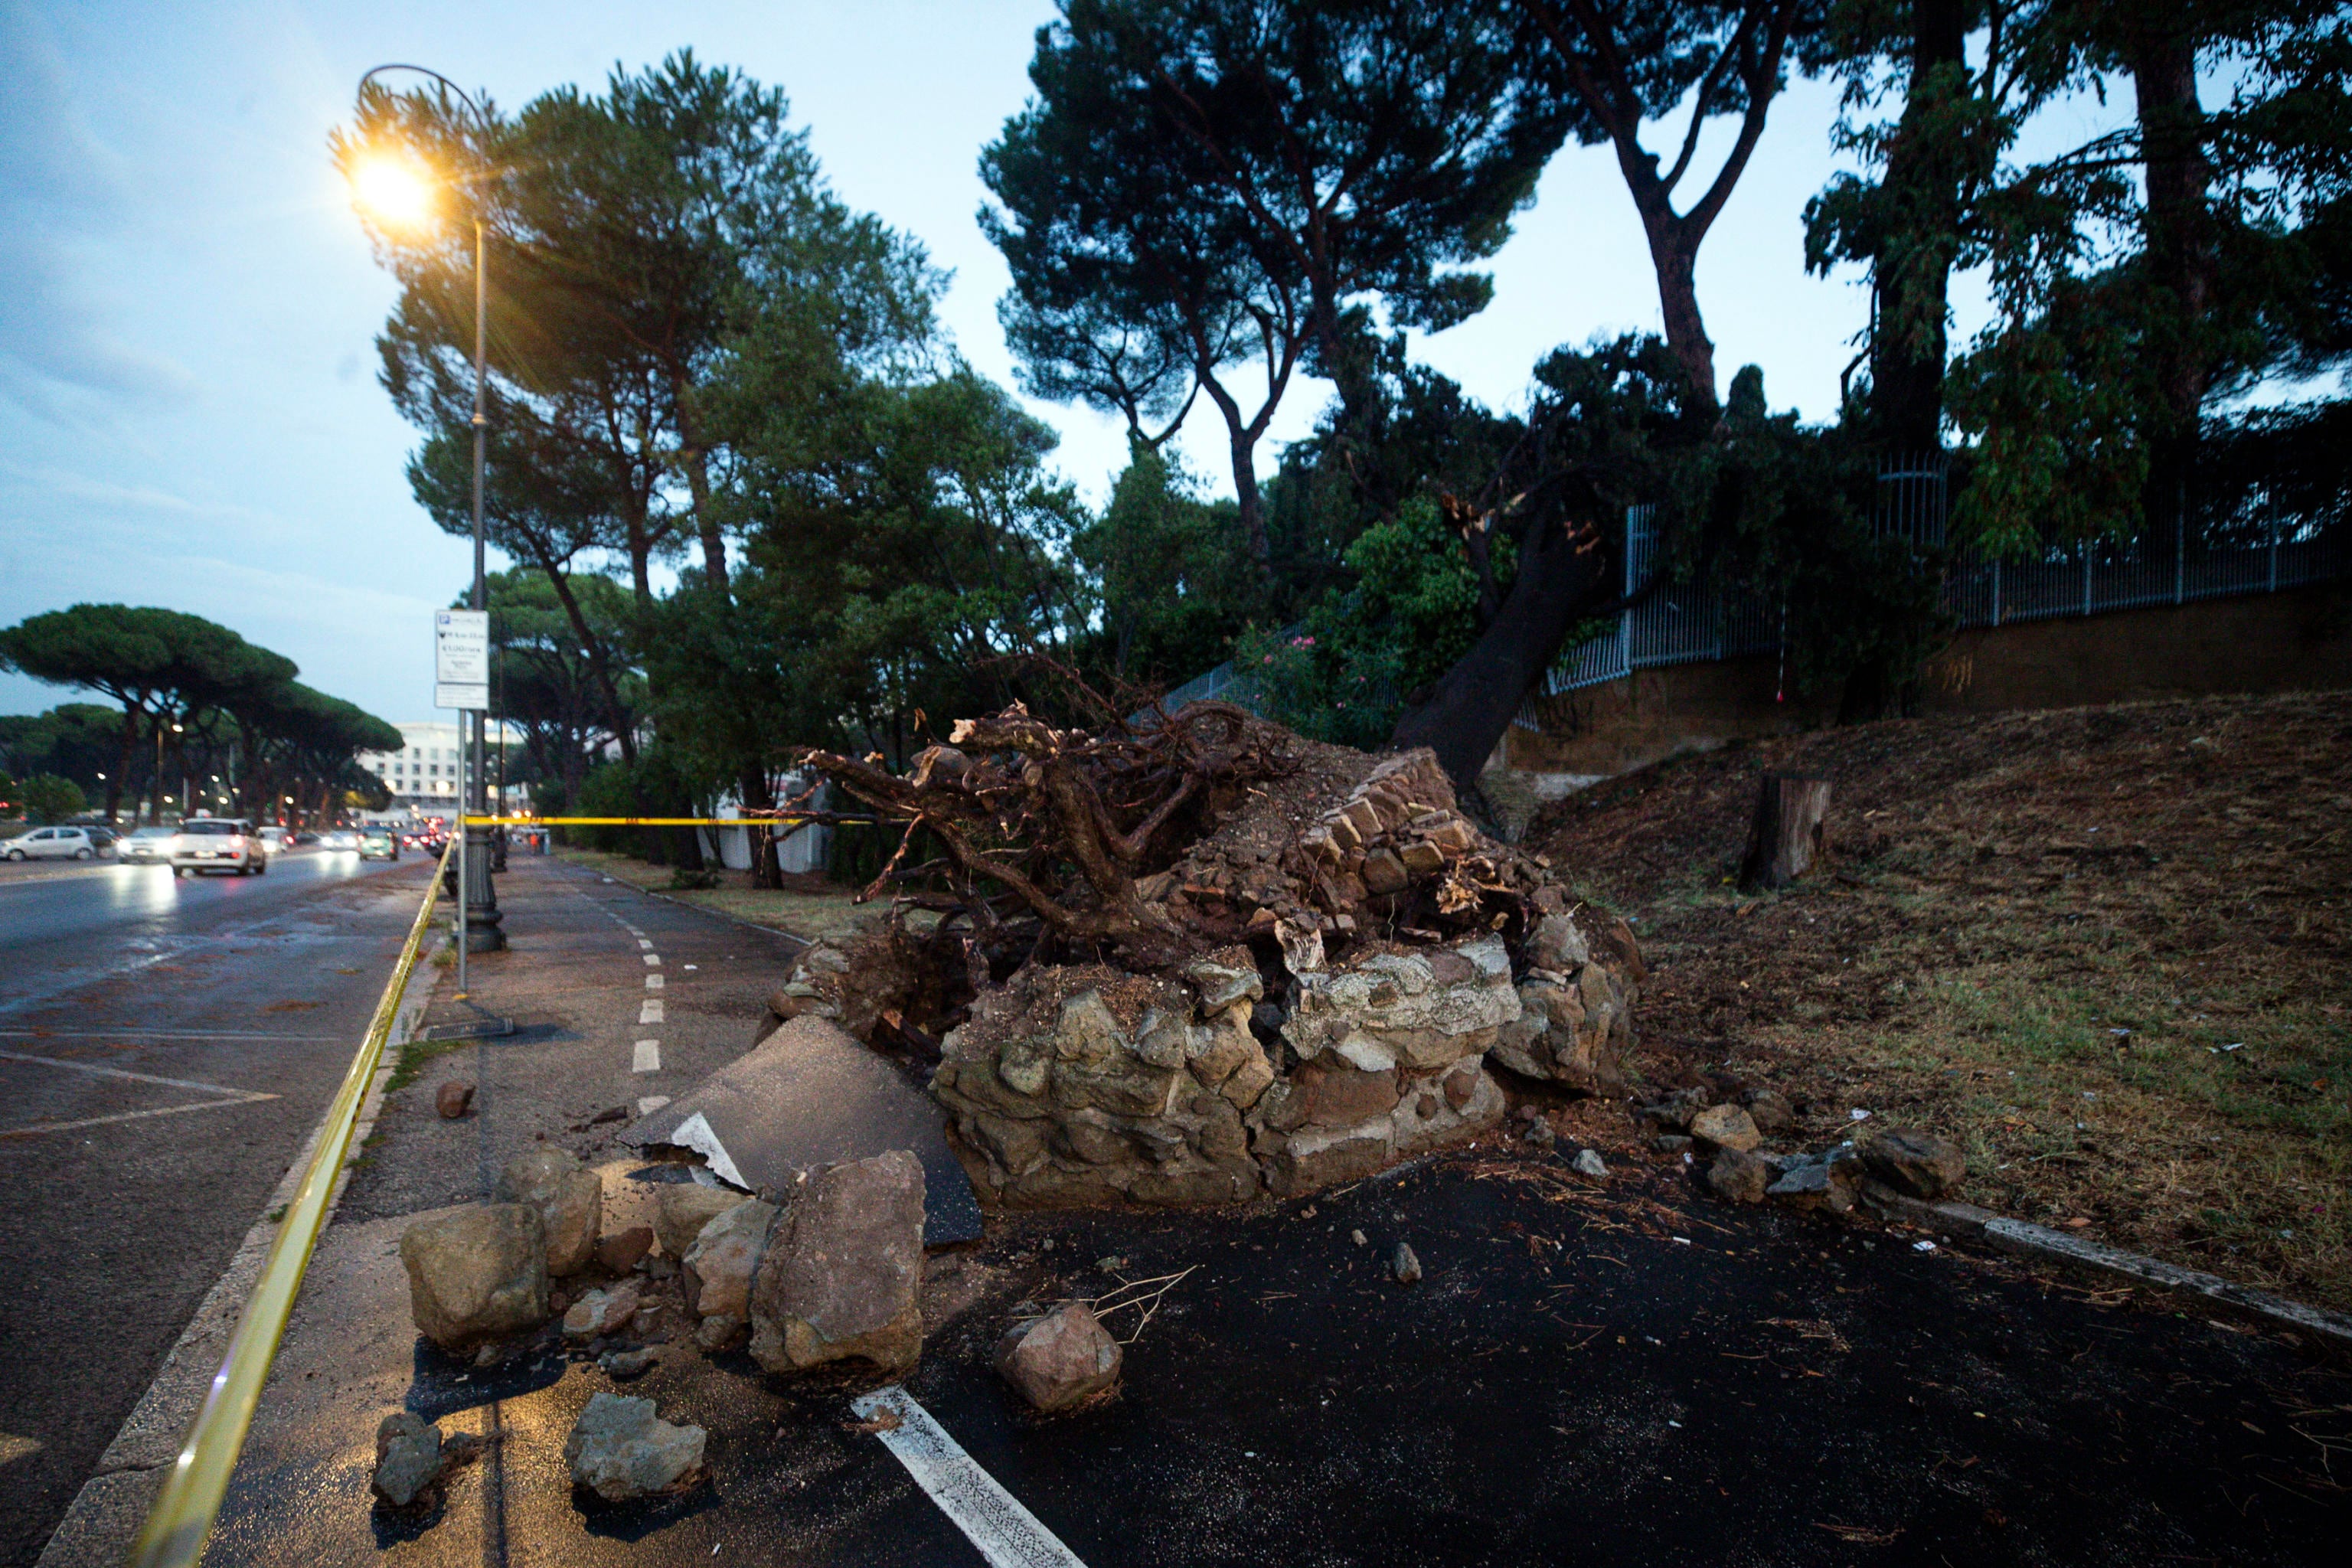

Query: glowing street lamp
[350,153,436,232]
[346,62,502,972]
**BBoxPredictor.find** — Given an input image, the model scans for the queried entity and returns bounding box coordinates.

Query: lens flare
[351,154,436,231]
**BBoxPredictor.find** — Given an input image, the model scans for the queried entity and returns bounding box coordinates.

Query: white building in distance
[355,721,529,818]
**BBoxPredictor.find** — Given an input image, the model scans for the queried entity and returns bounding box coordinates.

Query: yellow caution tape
[127,839,456,1568]
[459,815,876,828]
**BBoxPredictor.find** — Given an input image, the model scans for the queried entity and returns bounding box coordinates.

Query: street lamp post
[352,63,503,968]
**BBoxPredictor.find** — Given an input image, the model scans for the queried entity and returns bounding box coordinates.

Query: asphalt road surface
[0,848,436,1568]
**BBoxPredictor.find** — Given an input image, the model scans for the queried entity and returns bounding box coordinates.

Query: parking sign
[434,609,490,711]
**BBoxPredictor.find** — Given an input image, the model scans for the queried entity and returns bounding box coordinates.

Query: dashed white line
[851,1387,1089,1568]
[635,1095,670,1116]
[643,953,661,967]
[632,1040,661,1073]
[638,939,653,950]
[645,974,664,990]
[639,1000,665,1024]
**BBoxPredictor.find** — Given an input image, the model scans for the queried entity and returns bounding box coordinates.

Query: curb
[1867,1190,2352,1349]
[33,957,442,1568]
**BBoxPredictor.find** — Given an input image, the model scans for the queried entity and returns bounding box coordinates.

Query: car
[80,825,119,854]
[119,825,181,864]
[358,828,400,861]
[4,825,102,861]
[172,818,266,876]
[253,826,295,854]
[321,829,361,851]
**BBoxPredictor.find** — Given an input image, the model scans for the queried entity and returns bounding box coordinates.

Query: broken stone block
[494,1147,603,1277]
[434,1080,475,1119]
[748,1149,926,1375]
[1260,1120,1393,1198]
[655,1184,748,1259]
[599,1346,658,1380]
[1220,1050,1276,1110]
[399,1204,550,1351]
[1182,955,1263,1011]
[563,1280,643,1341]
[1572,1148,1609,1181]
[1528,912,1590,972]
[682,1197,779,1320]
[1393,1242,1423,1284]
[596,1225,655,1274]
[1291,1059,1403,1127]
[695,1312,743,1353]
[1361,848,1408,895]
[1690,1103,1762,1153]
[1767,1143,1862,1212]
[564,1392,706,1502]
[1705,1147,1771,1204]
[1743,1087,1795,1134]
[994,1302,1122,1413]
[371,1412,443,1507]
[1856,1126,1967,1199]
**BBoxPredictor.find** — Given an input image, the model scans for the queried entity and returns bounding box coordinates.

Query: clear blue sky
[0,1,2097,724]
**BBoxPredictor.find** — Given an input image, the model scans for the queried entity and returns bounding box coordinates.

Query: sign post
[435,611,489,994]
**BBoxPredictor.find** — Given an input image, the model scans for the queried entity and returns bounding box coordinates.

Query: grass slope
[1530,690,2352,1309]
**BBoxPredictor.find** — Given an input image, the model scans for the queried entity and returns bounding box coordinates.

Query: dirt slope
[1529,689,2352,1309]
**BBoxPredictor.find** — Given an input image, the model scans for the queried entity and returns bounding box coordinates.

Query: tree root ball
[792,704,1642,1207]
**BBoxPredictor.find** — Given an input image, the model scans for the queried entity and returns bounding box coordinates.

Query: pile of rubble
[1631,1084,1969,1211]
[385,1142,926,1505]
[777,704,1644,1209]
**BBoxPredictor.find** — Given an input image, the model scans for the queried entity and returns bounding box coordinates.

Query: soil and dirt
[1527,688,2352,1309]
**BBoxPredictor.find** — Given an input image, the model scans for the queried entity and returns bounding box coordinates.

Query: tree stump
[1739,774,1831,892]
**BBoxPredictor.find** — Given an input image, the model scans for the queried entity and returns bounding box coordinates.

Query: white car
[4,825,102,861]
[253,826,295,854]
[119,825,182,864]
[321,829,361,851]
[172,818,267,876]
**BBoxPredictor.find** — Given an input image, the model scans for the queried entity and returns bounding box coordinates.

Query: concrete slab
[629,1018,983,1246]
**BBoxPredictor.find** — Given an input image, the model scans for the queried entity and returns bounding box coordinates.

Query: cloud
[0,2,198,416]
[0,459,257,521]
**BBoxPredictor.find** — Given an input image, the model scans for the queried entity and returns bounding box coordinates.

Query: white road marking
[665,1111,746,1189]
[632,1040,661,1073]
[851,1387,1089,1568]
[643,953,661,966]
[640,1000,665,1024]
[0,1029,336,1042]
[635,1095,670,1117]
[638,939,653,950]
[0,1047,279,1139]
[645,974,664,991]
[1,1098,282,1139]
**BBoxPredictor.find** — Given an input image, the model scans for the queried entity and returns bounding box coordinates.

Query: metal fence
[1153,456,2342,730]
[1529,459,2342,717]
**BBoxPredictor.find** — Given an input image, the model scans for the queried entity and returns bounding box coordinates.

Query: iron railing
[1153,456,2342,730]
[1527,459,2341,718]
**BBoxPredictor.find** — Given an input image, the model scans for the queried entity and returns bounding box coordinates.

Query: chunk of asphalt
[626,1015,982,1245]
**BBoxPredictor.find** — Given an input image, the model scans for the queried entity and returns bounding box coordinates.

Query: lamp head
[351,152,438,233]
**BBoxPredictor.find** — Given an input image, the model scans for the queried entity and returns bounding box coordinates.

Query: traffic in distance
[0,812,528,874]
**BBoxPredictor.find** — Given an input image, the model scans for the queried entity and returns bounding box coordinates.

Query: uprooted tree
[782,701,1644,1209]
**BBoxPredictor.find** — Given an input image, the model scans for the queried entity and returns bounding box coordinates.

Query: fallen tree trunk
[1388,511,1612,793]
[1740,773,1831,891]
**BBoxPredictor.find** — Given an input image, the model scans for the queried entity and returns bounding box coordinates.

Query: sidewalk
[335,855,803,1223]
[191,857,2352,1566]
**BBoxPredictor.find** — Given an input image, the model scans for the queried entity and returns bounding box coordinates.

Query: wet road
[0,850,436,1567]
